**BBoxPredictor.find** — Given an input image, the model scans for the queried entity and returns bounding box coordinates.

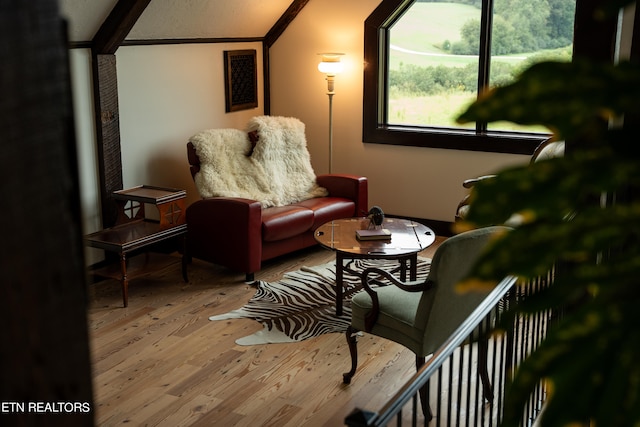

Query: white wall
[71,41,264,212]
[116,42,264,205]
[70,42,264,264]
[269,0,528,222]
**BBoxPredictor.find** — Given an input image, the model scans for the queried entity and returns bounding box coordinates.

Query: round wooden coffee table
[314,217,435,315]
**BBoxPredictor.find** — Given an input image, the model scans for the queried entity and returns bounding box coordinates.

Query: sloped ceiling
[59,0,293,42]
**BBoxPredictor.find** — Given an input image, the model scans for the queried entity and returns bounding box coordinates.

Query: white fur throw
[189,116,328,208]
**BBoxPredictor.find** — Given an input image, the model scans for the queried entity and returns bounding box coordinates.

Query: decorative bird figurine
[367,206,384,229]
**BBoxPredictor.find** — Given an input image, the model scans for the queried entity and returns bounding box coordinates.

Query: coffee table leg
[120,253,129,308]
[398,255,418,282]
[400,258,407,281]
[410,254,418,281]
[336,252,344,316]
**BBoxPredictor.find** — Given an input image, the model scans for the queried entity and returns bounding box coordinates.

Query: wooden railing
[345,271,555,427]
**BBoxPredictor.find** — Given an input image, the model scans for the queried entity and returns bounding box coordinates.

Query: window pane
[488,0,576,132]
[389,1,480,129]
[388,0,576,133]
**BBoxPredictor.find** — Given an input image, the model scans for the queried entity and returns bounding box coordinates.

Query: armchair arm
[316,174,368,216]
[186,197,263,274]
[462,174,496,189]
[458,175,496,221]
[360,267,433,332]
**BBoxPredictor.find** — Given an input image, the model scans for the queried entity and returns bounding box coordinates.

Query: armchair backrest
[531,137,565,164]
[416,226,510,355]
[455,138,564,223]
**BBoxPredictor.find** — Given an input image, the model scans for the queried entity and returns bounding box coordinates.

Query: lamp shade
[318,53,344,75]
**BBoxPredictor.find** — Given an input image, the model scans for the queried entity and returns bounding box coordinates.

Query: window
[363,0,576,154]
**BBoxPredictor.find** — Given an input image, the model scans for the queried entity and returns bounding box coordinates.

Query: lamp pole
[327,75,335,174]
[318,53,344,175]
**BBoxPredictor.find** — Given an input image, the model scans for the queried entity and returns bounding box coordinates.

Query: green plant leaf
[457,60,640,140]
[454,27,640,425]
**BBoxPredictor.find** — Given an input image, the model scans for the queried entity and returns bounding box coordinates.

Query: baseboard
[387,214,455,237]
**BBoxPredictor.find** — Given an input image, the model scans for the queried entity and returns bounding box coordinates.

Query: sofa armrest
[317,174,369,217]
[186,197,263,275]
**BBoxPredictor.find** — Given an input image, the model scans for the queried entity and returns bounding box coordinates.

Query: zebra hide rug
[208,257,431,345]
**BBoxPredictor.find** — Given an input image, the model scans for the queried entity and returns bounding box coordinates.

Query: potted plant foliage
[454,1,640,425]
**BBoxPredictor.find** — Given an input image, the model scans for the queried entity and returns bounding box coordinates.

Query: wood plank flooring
[87,237,446,426]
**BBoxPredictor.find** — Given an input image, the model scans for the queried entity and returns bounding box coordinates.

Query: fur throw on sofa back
[189,116,328,208]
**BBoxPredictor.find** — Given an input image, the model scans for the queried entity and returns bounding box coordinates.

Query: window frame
[362,0,549,155]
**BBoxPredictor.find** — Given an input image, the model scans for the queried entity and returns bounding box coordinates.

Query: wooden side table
[85,186,188,307]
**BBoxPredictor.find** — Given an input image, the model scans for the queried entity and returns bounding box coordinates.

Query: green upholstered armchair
[343,226,510,419]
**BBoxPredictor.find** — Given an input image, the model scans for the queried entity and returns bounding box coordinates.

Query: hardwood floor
[87,237,446,426]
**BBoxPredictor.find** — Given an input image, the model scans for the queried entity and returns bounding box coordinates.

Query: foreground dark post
[1,1,94,425]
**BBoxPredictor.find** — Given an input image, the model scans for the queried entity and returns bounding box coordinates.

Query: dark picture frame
[224,49,258,112]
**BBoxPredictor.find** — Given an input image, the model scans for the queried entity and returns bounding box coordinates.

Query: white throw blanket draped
[190,116,327,207]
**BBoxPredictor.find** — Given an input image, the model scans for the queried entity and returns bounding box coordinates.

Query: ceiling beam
[93,0,153,54]
[265,0,311,47]
[263,0,311,114]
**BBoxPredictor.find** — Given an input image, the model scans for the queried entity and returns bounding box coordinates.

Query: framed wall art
[224,49,258,112]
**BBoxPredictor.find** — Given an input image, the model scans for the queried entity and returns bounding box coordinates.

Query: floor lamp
[318,53,344,174]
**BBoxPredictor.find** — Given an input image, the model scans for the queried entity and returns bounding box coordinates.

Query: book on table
[355,228,392,240]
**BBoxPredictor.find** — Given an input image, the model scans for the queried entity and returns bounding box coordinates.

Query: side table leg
[120,253,129,307]
[336,252,344,316]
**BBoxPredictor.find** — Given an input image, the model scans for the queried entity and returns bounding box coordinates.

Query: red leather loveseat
[186,116,368,281]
